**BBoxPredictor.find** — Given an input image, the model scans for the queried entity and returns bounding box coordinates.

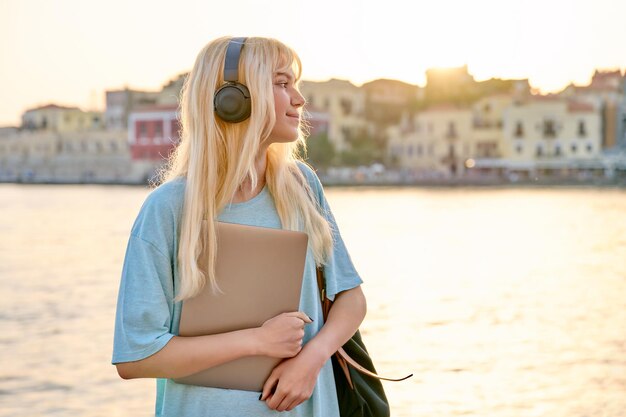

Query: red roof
[25,103,80,112]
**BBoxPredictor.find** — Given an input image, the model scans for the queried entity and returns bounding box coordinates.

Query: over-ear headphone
[213,37,251,123]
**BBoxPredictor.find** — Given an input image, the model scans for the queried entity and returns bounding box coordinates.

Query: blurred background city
[1,0,625,416]
[2,1,626,186]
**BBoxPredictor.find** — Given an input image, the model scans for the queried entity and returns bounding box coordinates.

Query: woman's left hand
[260,349,325,412]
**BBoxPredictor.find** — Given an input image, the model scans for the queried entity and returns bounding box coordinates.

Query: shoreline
[3,178,626,189]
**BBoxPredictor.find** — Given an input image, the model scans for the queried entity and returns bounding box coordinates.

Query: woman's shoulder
[147,176,186,206]
[295,160,323,193]
[142,177,186,214]
[131,176,186,236]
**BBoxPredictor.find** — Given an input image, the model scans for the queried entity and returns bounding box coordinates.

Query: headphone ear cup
[214,82,251,123]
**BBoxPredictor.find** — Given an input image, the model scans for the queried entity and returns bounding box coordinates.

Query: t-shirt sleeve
[299,163,364,301]
[112,234,175,364]
[112,188,178,365]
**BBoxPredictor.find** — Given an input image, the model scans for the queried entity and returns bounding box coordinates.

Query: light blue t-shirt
[112,162,363,417]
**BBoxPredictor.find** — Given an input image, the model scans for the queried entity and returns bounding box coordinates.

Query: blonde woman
[112,36,366,417]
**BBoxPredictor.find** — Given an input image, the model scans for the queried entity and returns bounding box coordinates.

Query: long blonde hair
[156,36,334,301]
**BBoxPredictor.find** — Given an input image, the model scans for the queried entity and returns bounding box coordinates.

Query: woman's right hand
[255,311,313,358]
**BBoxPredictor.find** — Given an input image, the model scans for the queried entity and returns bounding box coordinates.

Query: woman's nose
[292,91,305,107]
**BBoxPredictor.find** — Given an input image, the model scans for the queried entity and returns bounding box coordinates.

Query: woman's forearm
[116,327,261,380]
[300,285,367,366]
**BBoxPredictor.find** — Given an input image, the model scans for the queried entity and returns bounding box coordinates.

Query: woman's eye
[276,82,288,88]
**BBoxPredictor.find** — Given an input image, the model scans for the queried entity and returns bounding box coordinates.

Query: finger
[267,386,287,410]
[285,311,313,324]
[284,396,304,412]
[276,393,296,412]
[260,374,279,401]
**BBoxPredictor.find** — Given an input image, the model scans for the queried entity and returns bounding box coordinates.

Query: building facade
[299,78,368,152]
[388,104,474,177]
[502,97,601,160]
[387,95,603,180]
[559,69,625,149]
[105,88,162,131]
[128,104,181,162]
[0,130,138,182]
[22,104,104,133]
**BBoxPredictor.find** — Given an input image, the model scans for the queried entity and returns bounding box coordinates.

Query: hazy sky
[1,0,625,126]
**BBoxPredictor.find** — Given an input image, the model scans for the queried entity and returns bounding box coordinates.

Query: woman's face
[267,68,305,144]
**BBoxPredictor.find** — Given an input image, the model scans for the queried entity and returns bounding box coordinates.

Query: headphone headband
[224,37,247,82]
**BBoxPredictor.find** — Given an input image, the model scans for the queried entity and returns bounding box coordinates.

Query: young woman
[112,36,367,417]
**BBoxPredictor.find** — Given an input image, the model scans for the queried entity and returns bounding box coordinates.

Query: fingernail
[259,394,263,400]
[307,315,314,322]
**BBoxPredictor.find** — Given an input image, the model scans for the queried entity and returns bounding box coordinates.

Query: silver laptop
[173,221,309,391]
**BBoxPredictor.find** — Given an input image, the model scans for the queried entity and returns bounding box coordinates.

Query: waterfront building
[299,78,368,152]
[388,104,474,177]
[22,104,104,133]
[128,104,181,162]
[0,129,137,182]
[559,69,625,149]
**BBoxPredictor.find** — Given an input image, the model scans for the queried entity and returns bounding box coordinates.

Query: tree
[339,131,384,167]
[300,132,336,168]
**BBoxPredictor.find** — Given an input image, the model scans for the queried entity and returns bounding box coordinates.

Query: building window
[536,146,543,157]
[324,98,330,110]
[555,145,561,156]
[139,122,147,136]
[514,121,524,138]
[340,98,352,116]
[578,120,587,137]
[571,143,577,153]
[586,144,593,153]
[543,119,557,138]
[417,144,423,156]
[446,122,457,139]
[306,96,314,107]
[407,144,413,156]
[153,121,162,144]
[111,141,118,151]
